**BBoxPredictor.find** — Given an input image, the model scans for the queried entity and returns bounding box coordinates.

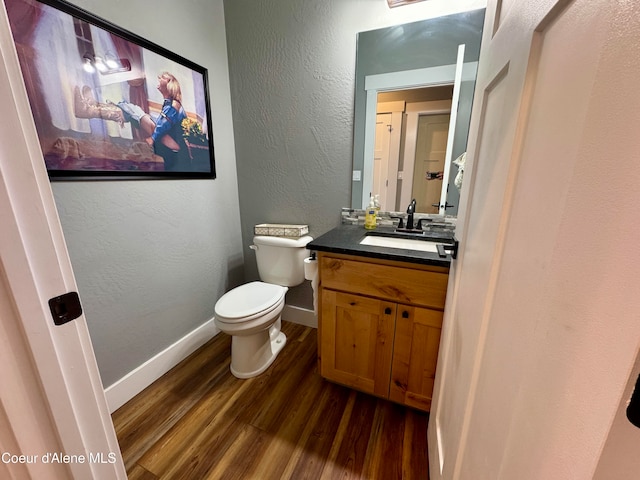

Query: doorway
[372,85,453,212]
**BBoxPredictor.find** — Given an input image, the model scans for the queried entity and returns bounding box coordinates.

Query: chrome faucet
[406,199,417,230]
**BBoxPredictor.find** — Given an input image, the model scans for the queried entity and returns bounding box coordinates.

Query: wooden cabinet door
[320,289,396,398]
[389,305,443,411]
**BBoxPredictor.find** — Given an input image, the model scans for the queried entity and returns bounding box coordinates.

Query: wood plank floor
[112,321,430,479]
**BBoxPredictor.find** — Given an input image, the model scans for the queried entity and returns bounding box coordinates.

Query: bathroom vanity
[307,225,452,412]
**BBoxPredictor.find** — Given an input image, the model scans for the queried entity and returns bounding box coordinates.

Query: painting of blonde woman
[5,0,215,178]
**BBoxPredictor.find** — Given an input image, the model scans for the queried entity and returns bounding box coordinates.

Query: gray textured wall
[51,0,242,387]
[224,0,486,308]
[48,0,486,386]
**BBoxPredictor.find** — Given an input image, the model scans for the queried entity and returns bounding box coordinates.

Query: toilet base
[230,330,287,379]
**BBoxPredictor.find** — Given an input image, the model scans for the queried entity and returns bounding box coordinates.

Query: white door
[593,349,640,479]
[411,113,450,213]
[429,0,640,479]
[0,4,126,479]
[373,113,391,208]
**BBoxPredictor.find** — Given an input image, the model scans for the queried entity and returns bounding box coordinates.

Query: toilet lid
[215,281,287,320]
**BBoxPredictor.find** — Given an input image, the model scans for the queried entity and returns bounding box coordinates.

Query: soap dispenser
[364,196,377,230]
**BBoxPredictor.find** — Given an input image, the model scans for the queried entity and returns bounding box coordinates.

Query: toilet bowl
[215,281,288,378]
[214,234,312,379]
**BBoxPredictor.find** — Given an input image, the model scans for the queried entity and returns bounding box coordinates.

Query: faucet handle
[390,216,405,229]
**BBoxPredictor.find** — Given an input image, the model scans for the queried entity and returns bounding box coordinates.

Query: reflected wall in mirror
[351,9,486,216]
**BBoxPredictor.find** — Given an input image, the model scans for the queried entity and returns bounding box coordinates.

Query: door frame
[0,2,126,477]
[362,63,457,208]
[361,56,478,210]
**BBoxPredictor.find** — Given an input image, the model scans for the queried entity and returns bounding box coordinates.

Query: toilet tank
[251,235,313,287]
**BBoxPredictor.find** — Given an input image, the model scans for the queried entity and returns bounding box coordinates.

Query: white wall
[49,0,242,388]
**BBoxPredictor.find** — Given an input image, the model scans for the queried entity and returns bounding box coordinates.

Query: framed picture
[5,0,216,179]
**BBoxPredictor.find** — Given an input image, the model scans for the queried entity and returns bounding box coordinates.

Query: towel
[453,151,466,191]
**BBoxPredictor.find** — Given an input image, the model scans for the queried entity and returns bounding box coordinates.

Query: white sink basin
[359,235,441,253]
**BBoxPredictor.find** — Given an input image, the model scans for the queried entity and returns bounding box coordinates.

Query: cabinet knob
[384,307,392,315]
[402,310,409,319]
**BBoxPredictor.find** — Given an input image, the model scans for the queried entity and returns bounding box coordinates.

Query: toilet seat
[214,281,287,323]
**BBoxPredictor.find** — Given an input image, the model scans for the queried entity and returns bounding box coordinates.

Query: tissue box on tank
[254,224,309,237]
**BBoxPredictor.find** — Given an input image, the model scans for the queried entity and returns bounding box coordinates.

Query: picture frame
[5,0,216,180]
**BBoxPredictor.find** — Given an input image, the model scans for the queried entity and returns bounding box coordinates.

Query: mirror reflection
[375,85,454,214]
[351,9,486,216]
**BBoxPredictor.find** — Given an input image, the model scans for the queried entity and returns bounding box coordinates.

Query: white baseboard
[105,304,315,413]
[104,317,219,413]
[282,304,317,328]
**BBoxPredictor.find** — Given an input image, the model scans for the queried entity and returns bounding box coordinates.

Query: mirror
[351,9,486,216]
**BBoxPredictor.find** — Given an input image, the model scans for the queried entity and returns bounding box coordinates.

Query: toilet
[214,234,313,378]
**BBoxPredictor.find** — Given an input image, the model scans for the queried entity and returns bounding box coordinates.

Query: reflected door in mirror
[373,114,391,210]
[412,113,450,213]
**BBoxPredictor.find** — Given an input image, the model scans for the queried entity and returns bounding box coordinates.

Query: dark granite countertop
[307,224,453,268]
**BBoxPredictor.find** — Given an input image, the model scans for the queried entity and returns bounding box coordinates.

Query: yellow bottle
[364,196,377,230]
